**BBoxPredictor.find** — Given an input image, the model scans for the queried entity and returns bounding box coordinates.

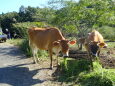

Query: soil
[69,48,115,68]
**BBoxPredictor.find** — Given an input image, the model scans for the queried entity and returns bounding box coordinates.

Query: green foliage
[12,22,49,38]
[19,38,32,56]
[37,50,48,58]
[33,7,56,23]
[51,0,115,37]
[59,59,91,82]
[107,42,115,48]
[98,26,115,41]
[0,0,114,40]
[59,59,115,86]
[6,39,23,46]
[0,12,19,33]
[79,73,113,86]
[19,6,56,23]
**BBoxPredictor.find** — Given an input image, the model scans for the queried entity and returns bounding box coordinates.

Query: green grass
[78,60,115,86]
[59,58,91,82]
[59,58,115,86]
[6,38,23,46]
[106,42,115,48]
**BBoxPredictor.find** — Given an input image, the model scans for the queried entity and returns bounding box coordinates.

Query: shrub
[98,26,115,41]
[59,59,91,82]
[59,59,115,86]
[12,22,50,38]
[19,38,32,57]
[79,73,113,86]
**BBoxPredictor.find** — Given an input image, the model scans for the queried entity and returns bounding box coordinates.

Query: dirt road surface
[0,43,66,86]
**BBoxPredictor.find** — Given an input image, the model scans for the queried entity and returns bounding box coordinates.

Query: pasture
[7,39,115,86]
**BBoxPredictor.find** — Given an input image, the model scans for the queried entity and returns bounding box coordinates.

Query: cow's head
[89,41,107,57]
[53,40,76,57]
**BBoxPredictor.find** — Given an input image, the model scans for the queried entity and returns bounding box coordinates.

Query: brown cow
[28,27,76,69]
[84,29,107,58]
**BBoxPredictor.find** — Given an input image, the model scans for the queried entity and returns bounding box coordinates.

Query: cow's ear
[53,41,60,46]
[69,40,76,45]
[97,43,105,48]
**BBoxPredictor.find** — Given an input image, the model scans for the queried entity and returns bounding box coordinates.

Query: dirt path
[0,43,65,86]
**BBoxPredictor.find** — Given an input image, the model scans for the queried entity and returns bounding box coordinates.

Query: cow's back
[28,27,65,50]
[87,30,104,43]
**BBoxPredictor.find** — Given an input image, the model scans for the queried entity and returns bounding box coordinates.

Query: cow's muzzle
[63,55,68,58]
[62,51,69,57]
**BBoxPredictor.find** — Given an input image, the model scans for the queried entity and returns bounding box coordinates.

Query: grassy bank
[58,58,115,86]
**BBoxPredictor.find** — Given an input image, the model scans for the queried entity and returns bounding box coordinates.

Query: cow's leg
[34,47,39,63]
[77,43,80,49]
[30,44,38,64]
[79,43,82,50]
[29,40,38,64]
[56,53,59,68]
[90,55,93,70]
[49,49,53,69]
[97,50,100,57]
[32,47,38,64]
[31,47,36,63]
[87,51,93,71]
[56,56,58,67]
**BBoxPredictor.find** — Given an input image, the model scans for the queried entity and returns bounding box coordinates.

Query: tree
[50,0,115,37]
[33,7,56,23]
[0,12,19,38]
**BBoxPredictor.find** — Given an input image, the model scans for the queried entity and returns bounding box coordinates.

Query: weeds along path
[0,43,65,86]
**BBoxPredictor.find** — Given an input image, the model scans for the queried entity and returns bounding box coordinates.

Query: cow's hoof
[32,61,36,64]
[32,61,38,64]
[50,66,53,70]
[49,67,53,70]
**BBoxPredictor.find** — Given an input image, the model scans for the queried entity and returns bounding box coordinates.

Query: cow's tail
[27,29,32,54]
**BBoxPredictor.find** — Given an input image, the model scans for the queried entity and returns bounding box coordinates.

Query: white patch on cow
[105,43,108,47]
[63,52,69,57]
[52,47,61,55]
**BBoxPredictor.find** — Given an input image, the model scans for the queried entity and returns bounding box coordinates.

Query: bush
[19,38,32,57]
[59,59,91,82]
[12,22,50,38]
[59,59,115,86]
[79,73,113,86]
[98,26,115,41]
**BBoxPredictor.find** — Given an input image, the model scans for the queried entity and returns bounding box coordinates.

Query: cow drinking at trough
[84,29,107,58]
[28,27,76,69]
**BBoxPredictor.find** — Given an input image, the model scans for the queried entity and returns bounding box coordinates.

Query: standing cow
[84,30,107,69]
[28,27,76,69]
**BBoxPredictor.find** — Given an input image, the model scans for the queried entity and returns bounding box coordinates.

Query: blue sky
[0,0,49,14]
[0,0,79,14]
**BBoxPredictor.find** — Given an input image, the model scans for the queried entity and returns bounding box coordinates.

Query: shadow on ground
[0,45,25,59]
[0,63,43,86]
